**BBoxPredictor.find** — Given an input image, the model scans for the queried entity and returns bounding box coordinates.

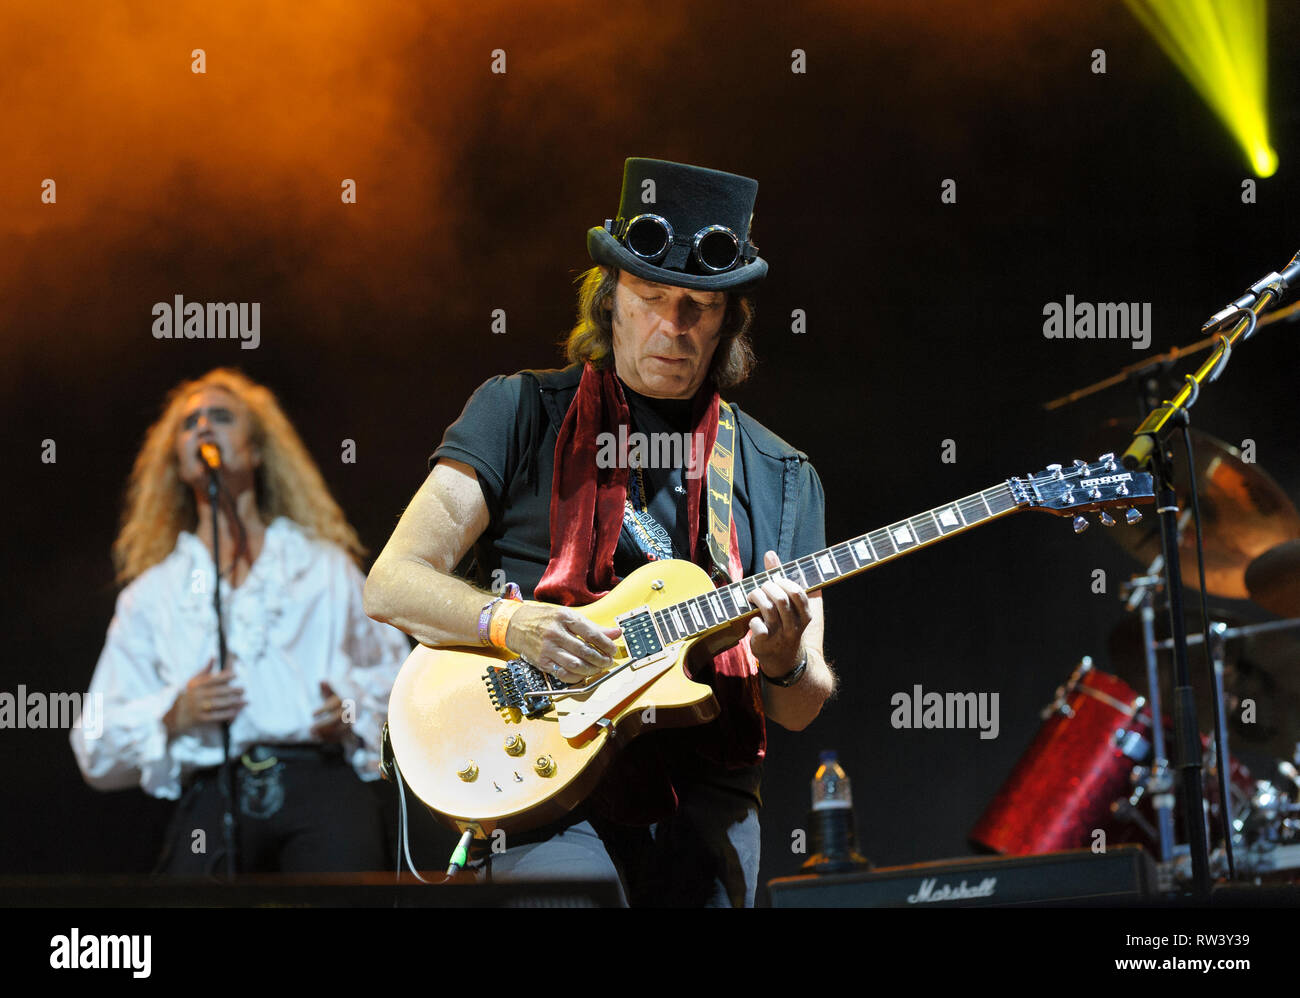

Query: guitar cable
[391,758,433,884]
[445,829,475,876]
[388,743,478,884]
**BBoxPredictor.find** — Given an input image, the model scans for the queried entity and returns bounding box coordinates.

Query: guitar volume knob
[534,755,556,777]
[457,761,479,782]
[504,735,526,756]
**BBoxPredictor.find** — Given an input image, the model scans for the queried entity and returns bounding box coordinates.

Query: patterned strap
[704,401,736,582]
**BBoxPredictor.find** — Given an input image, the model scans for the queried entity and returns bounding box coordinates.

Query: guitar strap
[620,399,736,583]
[703,401,737,584]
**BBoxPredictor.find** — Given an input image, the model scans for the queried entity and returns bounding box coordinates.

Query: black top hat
[587,158,768,292]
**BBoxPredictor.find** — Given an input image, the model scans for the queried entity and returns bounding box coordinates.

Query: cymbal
[1246,540,1300,618]
[1086,420,1300,598]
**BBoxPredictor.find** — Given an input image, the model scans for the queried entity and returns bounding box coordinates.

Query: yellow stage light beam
[1125,0,1277,176]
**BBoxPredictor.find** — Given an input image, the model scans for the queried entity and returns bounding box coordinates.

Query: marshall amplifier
[767,845,1156,907]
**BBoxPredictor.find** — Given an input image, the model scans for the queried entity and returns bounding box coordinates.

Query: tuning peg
[1099,511,1116,527]
[1072,515,1089,534]
[1072,459,1087,469]
[1125,508,1142,525]
[1098,452,1117,471]
[1047,463,1064,480]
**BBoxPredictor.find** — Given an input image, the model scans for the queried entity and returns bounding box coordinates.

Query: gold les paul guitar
[387,456,1154,837]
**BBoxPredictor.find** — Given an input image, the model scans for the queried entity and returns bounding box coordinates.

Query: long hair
[563,266,757,388]
[113,368,365,584]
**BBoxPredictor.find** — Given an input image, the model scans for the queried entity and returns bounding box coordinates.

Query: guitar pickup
[616,608,663,661]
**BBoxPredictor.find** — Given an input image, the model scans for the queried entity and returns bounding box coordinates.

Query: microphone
[1201,249,1300,332]
[199,442,222,470]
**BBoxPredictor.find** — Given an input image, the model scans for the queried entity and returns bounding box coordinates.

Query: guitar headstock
[1009,454,1155,532]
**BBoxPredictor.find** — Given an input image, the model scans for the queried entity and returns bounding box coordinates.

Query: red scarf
[535,362,765,823]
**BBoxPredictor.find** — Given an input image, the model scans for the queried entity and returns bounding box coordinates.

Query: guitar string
[533,476,1128,649]
[643,479,1140,640]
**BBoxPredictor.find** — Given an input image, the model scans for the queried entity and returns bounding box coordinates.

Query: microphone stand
[1207,622,1237,869]
[1121,254,1295,896]
[205,462,239,878]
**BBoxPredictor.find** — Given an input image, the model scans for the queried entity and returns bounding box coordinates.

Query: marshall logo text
[906,877,998,904]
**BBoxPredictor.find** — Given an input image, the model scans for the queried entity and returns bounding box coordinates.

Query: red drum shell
[970,667,1150,855]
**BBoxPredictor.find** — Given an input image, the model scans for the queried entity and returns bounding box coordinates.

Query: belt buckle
[238,746,286,820]
[241,747,279,772]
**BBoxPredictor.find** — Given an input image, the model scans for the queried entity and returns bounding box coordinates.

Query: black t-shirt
[431,368,814,596]
[429,363,828,807]
[614,380,704,573]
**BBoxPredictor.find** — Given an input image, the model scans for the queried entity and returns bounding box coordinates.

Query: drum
[1108,735,1257,855]
[970,658,1151,855]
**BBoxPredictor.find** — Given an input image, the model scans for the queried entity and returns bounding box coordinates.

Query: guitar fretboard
[649,481,1020,645]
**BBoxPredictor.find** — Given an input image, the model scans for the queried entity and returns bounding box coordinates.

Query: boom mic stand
[1121,250,1300,896]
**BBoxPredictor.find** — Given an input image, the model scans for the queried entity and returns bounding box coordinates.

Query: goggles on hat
[606,214,754,274]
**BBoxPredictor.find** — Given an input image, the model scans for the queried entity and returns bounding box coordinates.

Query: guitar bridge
[483,659,553,719]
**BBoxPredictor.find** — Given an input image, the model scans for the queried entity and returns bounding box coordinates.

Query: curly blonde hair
[113,368,364,584]
[563,266,757,388]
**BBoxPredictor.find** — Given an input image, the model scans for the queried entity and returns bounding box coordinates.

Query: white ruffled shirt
[70,517,412,800]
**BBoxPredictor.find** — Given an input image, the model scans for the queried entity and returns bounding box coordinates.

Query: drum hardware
[1111,532,1300,871]
[1110,770,1159,845]
[1038,329,1300,887]
[1113,724,1151,760]
[1146,617,1300,650]
[970,653,1294,886]
[969,658,1155,857]
[973,534,1300,884]
[1118,554,1178,862]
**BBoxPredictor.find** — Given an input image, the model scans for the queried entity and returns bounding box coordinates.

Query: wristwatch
[762,650,808,688]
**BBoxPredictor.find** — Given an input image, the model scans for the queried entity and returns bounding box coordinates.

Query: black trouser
[155,745,388,875]
[472,780,761,907]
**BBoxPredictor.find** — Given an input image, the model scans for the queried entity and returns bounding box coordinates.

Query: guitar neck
[650,481,1021,644]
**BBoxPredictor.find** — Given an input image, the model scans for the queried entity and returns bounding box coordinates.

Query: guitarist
[366,158,835,906]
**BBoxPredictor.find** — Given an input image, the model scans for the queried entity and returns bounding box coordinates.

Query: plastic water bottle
[802,750,871,873]
[812,750,853,812]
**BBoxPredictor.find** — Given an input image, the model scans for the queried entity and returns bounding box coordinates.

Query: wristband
[478,583,523,646]
[489,599,524,650]
[762,650,808,688]
[477,598,504,645]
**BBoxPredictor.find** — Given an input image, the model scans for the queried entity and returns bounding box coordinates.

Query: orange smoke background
[14,0,1273,881]
[0,0,1107,374]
